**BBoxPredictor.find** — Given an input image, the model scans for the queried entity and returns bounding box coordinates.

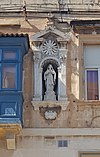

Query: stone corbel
[0,123,22,150]
[39,106,61,124]
[6,132,15,150]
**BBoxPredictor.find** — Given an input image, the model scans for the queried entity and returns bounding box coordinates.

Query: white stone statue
[44,64,56,92]
[44,64,56,100]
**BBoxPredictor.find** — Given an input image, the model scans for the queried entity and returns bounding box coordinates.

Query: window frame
[85,68,100,100]
[1,63,19,90]
[79,151,100,157]
[79,34,100,100]
[0,48,20,62]
[0,47,21,91]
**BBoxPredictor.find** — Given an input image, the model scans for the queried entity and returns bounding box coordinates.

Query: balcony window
[0,36,29,122]
[0,48,20,91]
[2,65,16,89]
[86,69,99,100]
[84,45,100,100]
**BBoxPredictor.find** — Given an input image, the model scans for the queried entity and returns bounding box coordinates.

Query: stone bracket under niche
[31,100,69,111]
[39,106,61,121]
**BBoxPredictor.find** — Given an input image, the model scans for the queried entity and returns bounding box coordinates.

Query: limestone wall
[0,129,100,156]
[0,6,100,129]
[0,0,100,12]
[0,0,100,5]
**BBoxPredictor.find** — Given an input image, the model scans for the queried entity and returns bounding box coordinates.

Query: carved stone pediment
[30,26,70,42]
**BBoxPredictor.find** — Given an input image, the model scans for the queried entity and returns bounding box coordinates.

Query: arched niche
[41,59,59,101]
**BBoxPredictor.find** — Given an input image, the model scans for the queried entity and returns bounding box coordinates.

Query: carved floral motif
[44,110,57,120]
[41,40,58,56]
[39,106,61,123]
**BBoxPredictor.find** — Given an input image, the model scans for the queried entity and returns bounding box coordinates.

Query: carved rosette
[41,40,58,58]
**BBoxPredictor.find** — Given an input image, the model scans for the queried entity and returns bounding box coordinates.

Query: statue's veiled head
[47,64,53,71]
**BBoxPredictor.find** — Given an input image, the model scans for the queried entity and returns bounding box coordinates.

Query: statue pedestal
[44,90,56,101]
[31,100,69,111]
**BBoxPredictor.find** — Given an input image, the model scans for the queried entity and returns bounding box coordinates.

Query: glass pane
[87,70,99,100]
[2,65,16,89]
[3,51,16,60]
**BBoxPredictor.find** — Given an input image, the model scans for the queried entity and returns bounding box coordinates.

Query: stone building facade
[0,0,100,157]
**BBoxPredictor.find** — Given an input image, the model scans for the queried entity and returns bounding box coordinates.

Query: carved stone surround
[31,26,70,118]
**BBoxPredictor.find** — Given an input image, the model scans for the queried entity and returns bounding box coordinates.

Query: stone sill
[77,100,100,106]
[22,128,100,137]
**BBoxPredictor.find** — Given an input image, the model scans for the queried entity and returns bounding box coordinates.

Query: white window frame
[85,67,100,100]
